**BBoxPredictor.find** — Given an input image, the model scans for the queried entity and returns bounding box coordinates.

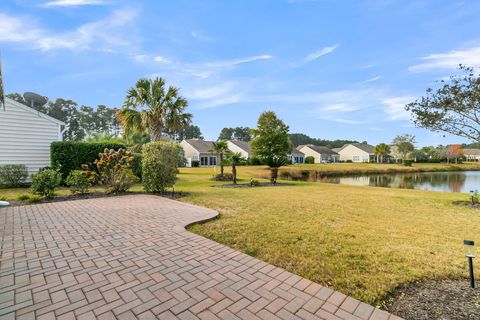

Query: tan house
[335,143,375,162]
[226,140,251,159]
[464,148,480,161]
[180,139,218,167]
[296,144,339,163]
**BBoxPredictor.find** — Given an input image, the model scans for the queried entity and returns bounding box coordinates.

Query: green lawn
[1,164,479,306]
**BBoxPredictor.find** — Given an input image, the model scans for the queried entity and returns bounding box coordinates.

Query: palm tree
[374,143,391,163]
[210,141,230,176]
[264,156,288,183]
[227,152,244,184]
[117,77,192,141]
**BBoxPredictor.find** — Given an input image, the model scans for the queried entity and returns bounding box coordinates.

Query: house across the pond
[296,144,339,163]
[334,143,376,163]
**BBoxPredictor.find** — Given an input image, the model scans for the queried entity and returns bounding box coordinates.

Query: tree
[392,134,416,160]
[250,111,291,183]
[226,152,244,184]
[117,77,192,141]
[374,143,391,163]
[210,141,229,177]
[218,127,252,141]
[446,144,464,164]
[177,124,203,141]
[406,65,480,142]
[288,133,358,148]
[6,93,26,105]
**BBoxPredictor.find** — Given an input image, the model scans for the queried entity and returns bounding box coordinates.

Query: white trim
[5,97,66,126]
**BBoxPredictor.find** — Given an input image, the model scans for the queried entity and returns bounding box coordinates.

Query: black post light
[464,240,475,288]
[171,184,175,199]
[470,190,477,205]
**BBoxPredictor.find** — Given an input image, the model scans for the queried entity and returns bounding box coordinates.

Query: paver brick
[0,195,401,320]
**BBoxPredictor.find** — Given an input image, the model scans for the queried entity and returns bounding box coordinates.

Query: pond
[319,171,480,193]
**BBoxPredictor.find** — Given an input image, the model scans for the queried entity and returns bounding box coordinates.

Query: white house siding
[180,140,200,167]
[337,145,370,162]
[0,98,64,175]
[297,146,321,163]
[227,141,249,159]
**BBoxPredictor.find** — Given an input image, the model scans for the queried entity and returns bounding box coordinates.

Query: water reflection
[320,171,480,193]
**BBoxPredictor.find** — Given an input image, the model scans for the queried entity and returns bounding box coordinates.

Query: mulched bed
[215,182,292,188]
[3,191,187,207]
[385,279,480,320]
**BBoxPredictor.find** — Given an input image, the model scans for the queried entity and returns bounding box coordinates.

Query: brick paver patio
[0,195,401,320]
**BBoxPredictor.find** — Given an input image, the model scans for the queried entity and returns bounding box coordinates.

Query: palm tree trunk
[232,164,237,184]
[220,154,224,176]
[271,167,278,184]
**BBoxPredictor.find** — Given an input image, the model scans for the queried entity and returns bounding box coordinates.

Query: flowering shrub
[82,148,134,193]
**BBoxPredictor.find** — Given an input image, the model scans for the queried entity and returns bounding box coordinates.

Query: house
[0,97,65,175]
[227,140,250,159]
[288,149,305,164]
[180,139,219,167]
[335,143,375,162]
[463,148,480,161]
[296,144,339,163]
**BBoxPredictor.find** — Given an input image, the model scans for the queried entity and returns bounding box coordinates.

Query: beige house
[0,97,65,174]
[297,144,339,163]
[288,149,305,164]
[334,143,375,162]
[226,140,251,159]
[180,139,218,167]
[464,148,480,161]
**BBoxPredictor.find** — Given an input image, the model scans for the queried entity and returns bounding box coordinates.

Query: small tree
[374,143,391,163]
[210,141,229,177]
[250,111,291,183]
[406,65,480,142]
[392,134,416,160]
[446,144,464,164]
[227,152,244,184]
[142,141,180,192]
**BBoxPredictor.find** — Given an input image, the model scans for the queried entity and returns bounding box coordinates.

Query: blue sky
[1,0,479,146]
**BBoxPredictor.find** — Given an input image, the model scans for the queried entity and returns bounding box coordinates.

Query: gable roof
[5,97,65,126]
[298,144,339,155]
[290,149,305,156]
[228,140,251,153]
[338,143,375,154]
[184,139,215,153]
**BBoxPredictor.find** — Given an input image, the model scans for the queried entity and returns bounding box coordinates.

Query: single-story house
[180,139,219,167]
[227,140,250,159]
[463,148,480,161]
[335,143,375,162]
[296,144,339,163]
[288,149,305,164]
[0,97,65,175]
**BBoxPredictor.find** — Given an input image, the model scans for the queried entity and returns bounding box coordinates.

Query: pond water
[319,171,480,193]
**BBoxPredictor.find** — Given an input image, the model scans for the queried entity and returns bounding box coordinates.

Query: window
[209,157,217,166]
[352,156,360,161]
[200,157,208,166]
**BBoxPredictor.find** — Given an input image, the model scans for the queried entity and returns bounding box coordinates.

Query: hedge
[51,141,126,180]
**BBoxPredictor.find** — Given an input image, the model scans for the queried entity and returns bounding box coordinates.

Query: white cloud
[409,46,480,72]
[382,96,415,121]
[359,75,382,84]
[184,82,243,109]
[0,8,138,51]
[205,55,273,68]
[153,56,171,64]
[304,44,339,63]
[42,0,106,7]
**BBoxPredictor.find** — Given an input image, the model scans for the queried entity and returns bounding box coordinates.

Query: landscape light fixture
[172,184,175,199]
[464,240,475,288]
[470,190,477,205]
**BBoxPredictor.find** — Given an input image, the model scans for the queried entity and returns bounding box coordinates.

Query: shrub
[305,156,315,164]
[16,194,30,201]
[191,160,200,167]
[0,195,6,201]
[51,141,126,180]
[213,173,233,181]
[131,153,142,180]
[0,164,28,187]
[30,169,62,198]
[403,160,413,167]
[66,170,90,194]
[142,142,180,193]
[82,148,134,193]
[250,178,260,186]
[246,156,263,165]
